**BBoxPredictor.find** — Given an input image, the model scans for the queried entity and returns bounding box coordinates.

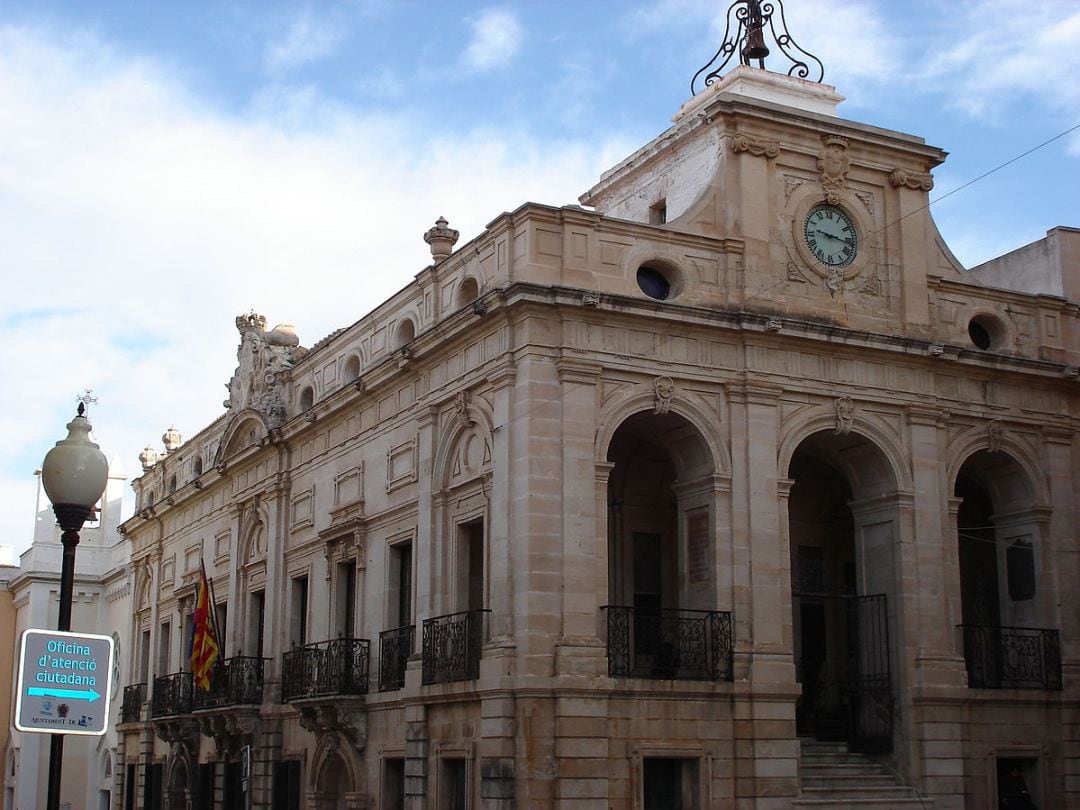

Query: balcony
[281,638,370,702]
[602,606,734,681]
[120,682,146,724]
[379,625,414,691]
[960,624,1062,690]
[151,671,193,718]
[422,610,488,685]
[192,655,268,709]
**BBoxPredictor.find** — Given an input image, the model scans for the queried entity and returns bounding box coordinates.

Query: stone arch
[239,504,270,563]
[393,314,417,350]
[432,393,496,492]
[455,275,481,308]
[595,384,731,477]
[342,353,362,384]
[215,411,270,466]
[163,743,194,810]
[783,418,905,751]
[309,733,363,809]
[945,425,1048,510]
[777,407,911,499]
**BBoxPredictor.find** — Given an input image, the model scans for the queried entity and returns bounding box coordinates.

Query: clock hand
[815,229,843,242]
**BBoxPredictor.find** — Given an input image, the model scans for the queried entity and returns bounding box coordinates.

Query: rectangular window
[183,611,195,671]
[291,576,309,647]
[649,200,667,225]
[1006,539,1036,601]
[335,562,356,638]
[458,520,484,613]
[643,758,699,810]
[390,543,413,628]
[439,759,467,810]
[139,628,151,682]
[125,764,136,810]
[157,622,172,675]
[384,759,406,810]
[250,591,266,658]
[216,602,228,647]
[143,763,163,810]
[196,763,214,810]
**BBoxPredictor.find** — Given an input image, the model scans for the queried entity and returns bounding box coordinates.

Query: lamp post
[40,403,109,810]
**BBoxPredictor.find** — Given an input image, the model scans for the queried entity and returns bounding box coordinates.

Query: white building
[5,455,132,810]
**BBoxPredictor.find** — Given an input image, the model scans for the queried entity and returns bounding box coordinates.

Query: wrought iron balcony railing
[121,682,146,724]
[151,671,193,718]
[602,606,734,681]
[422,610,488,685]
[192,655,268,710]
[281,638,370,702]
[960,624,1062,690]
[379,625,414,691]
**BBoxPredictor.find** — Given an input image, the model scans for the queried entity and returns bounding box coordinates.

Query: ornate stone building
[115,19,1080,810]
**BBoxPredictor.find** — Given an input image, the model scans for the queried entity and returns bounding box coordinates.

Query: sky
[2,0,1078,557]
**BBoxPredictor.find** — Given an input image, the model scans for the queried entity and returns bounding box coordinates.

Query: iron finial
[691,0,824,95]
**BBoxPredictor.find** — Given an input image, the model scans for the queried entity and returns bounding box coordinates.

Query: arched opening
[316,752,351,810]
[605,410,726,680]
[787,430,899,752]
[955,450,1056,689]
[299,385,314,412]
[456,276,479,309]
[343,354,361,384]
[192,456,203,478]
[394,318,415,350]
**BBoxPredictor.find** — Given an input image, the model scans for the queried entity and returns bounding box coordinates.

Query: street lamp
[40,403,109,810]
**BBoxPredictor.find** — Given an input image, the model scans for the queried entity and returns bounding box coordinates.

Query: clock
[804,204,858,268]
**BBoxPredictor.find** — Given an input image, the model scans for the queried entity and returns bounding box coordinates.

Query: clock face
[804,205,857,268]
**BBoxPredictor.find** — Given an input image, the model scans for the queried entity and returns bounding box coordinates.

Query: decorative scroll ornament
[653,376,675,415]
[730,133,780,158]
[987,420,1005,453]
[691,0,824,95]
[834,396,855,435]
[817,136,850,205]
[224,312,307,427]
[889,169,934,191]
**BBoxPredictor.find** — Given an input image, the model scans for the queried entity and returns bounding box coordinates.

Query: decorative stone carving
[825,265,845,296]
[858,276,882,297]
[787,264,808,283]
[162,426,183,453]
[889,169,934,191]
[854,190,875,214]
[653,376,674,415]
[424,216,460,263]
[987,420,1005,453]
[581,292,601,308]
[454,391,475,427]
[224,312,308,427]
[139,445,159,472]
[834,396,855,435]
[765,317,783,333]
[784,175,806,200]
[730,133,780,158]
[296,700,368,749]
[817,135,850,205]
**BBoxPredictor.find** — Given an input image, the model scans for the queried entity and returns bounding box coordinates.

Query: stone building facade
[115,67,1080,809]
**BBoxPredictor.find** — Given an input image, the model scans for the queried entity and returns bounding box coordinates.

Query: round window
[637,265,672,300]
[968,314,1005,351]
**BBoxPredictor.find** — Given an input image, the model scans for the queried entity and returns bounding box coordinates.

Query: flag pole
[202,557,224,655]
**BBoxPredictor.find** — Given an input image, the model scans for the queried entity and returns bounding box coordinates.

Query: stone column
[554,358,606,675]
[479,696,516,809]
[403,705,429,810]
[487,361,517,639]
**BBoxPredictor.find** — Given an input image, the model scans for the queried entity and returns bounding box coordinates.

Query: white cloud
[462,8,523,72]
[0,22,625,555]
[264,10,344,73]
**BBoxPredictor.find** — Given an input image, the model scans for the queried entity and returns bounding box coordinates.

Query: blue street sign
[15,629,114,736]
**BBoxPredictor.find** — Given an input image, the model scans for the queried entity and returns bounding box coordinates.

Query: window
[649,199,667,225]
[439,759,467,810]
[458,521,484,613]
[335,562,356,638]
[390,543,413,628]
[395,319,416,350]
[216,602,228,645]
[272,761,302,810]
[968,313,1006,351]
[157,622,172,675]
[637,264,679,300]
[250,591,266,658]
[456,277,480,309]
[168,474,177,495]
[192,457,204,478]
[343,354,361,384]
[139,628,151,682]
[291,576,309,647]
[643,758,699,810]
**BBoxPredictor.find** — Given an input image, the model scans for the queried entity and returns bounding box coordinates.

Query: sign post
[15,628,114,736]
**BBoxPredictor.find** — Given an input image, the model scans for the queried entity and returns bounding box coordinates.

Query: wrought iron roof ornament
[691,0,824,95]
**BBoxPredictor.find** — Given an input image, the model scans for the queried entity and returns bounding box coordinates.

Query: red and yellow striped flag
[190,562,220,690]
